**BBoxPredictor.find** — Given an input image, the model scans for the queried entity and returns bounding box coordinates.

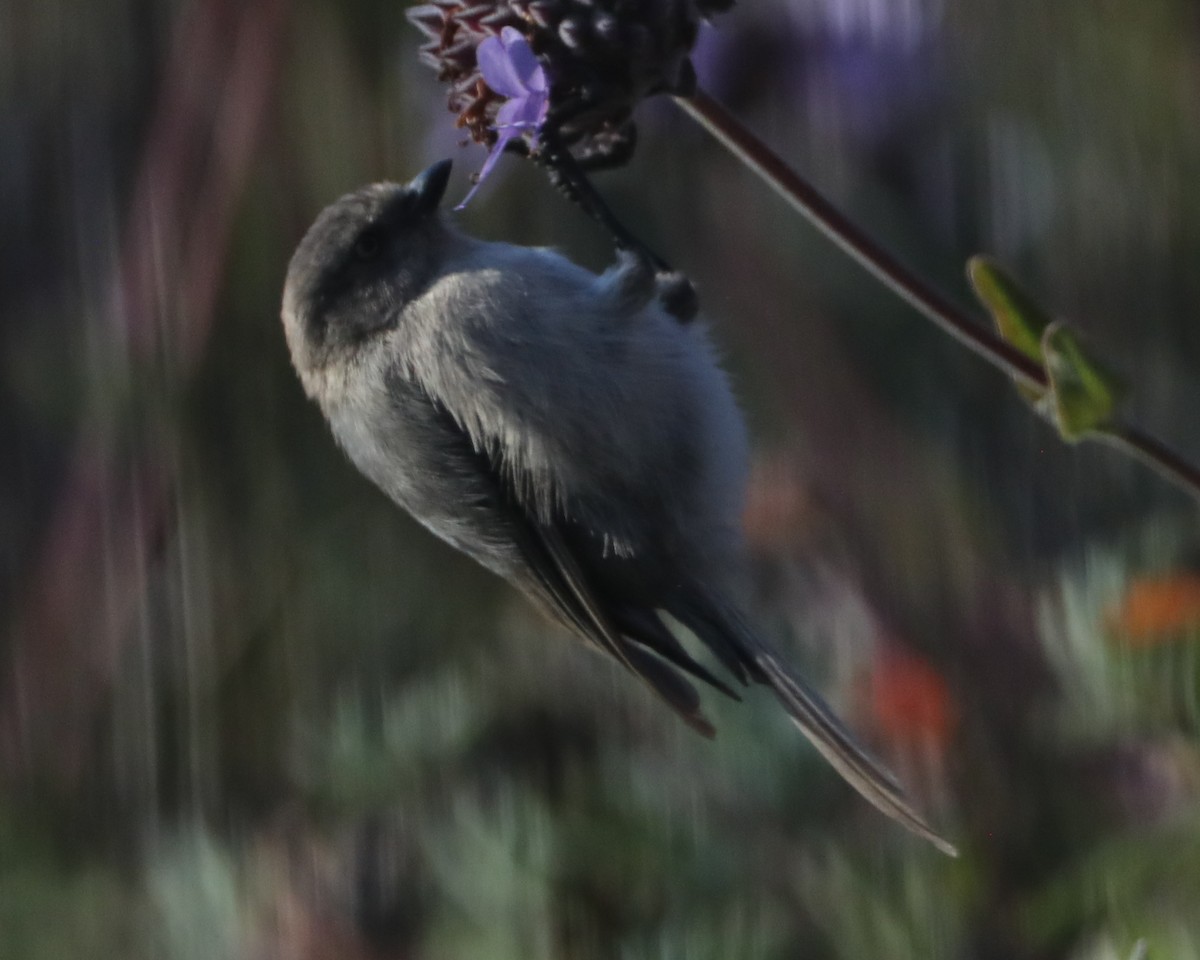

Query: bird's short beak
[409,159,452,215]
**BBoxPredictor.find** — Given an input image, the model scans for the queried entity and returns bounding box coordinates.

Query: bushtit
[281,160,955,856]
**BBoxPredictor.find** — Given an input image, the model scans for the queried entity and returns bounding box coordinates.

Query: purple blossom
[455,27,549,209]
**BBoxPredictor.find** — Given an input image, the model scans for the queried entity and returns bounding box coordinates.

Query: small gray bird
[281,160,955,856]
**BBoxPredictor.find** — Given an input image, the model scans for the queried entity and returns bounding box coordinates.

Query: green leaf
[967,256,1054,360]
[1041,321,1127,441]
[968,256,1127,441]
[967,256,1055,404]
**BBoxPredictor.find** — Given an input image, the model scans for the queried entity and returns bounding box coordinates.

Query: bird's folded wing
[396,367,717,736]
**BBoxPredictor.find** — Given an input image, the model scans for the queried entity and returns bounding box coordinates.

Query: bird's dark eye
[352,226,384,261]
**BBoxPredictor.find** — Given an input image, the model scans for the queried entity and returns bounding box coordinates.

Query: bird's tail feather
[668,590,958,857]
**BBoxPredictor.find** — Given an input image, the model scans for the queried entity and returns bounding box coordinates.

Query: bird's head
[281,159,453,394]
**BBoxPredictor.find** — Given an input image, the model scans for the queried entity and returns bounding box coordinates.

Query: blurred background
[2,0,1200,956]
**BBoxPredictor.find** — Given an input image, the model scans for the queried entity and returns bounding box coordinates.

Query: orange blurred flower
[1110,574,1200,647]
[865,648,957,753]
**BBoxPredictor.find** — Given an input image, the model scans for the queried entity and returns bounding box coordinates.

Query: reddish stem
[675,88,1200,503]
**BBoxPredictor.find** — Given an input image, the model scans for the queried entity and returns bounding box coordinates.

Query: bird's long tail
[666,588,958,857]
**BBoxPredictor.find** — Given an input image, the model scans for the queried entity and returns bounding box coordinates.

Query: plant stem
[676,89,1045,391]
[674,87,1200,503]
[1105,425,1200,499]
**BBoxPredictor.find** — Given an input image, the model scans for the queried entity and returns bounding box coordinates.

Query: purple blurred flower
[456,26,549,208]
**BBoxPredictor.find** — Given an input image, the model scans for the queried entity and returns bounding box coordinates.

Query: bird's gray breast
[323,357,523,576]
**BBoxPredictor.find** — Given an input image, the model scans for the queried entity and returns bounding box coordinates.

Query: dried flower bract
[409,0,733,167]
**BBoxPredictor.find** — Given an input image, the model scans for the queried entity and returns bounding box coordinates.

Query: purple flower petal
[454,131,516,210]
[495,93,546,134]
[478,28,547,100]
[499,27,547,93]
[455,28,549,208]
[477,34,526,99]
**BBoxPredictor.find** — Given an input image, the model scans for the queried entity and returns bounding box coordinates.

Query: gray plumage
[281,160,956,856]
